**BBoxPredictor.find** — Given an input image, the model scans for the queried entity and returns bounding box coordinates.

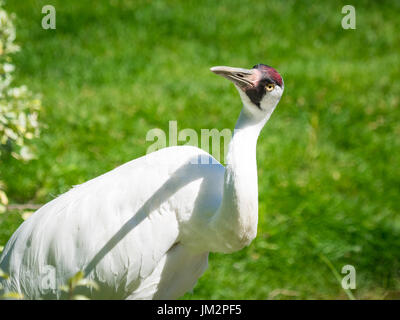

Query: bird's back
[0,146,225,299]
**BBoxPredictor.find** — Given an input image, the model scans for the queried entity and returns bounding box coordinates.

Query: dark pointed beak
[210,66,257,90]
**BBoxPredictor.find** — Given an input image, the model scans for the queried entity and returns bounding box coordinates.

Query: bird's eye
[266,83,275,91]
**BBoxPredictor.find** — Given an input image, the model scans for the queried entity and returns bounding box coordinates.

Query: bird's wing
[0,146,225,299]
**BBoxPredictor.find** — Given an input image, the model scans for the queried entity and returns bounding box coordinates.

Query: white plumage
[0,64,284,299]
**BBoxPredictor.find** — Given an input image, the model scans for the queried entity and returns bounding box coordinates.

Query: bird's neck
[210,109,268,252]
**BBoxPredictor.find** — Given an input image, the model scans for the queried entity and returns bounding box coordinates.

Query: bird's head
[211,64,284,119]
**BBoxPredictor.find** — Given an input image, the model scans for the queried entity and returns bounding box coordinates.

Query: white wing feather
[0,146,225,299]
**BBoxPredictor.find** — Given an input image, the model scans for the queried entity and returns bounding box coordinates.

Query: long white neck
[209,106,273,253]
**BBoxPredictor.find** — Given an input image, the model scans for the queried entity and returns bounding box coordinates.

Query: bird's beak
[210,66,257,90]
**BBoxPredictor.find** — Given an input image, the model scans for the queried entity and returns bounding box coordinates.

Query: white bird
[0,64,284,299]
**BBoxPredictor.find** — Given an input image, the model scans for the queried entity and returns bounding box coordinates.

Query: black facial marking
[243,64,283,108]
[245,85,266,109]
[246,77,278,108]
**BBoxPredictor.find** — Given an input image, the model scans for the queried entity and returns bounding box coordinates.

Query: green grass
[1,0,400,299]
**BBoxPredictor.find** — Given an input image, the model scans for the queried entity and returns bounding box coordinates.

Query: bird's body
[1,146,222,299]
[0,64,284,299]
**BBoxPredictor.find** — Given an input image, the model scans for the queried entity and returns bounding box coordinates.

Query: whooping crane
[0,64,284,299]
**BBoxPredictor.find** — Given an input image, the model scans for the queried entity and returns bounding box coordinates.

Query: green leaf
[76,278,99,291]
[68,271,85,290]
[58,285,69,293]
[1,292,24,299]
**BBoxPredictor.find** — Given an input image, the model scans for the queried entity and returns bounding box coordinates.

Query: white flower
[3,63,15,73]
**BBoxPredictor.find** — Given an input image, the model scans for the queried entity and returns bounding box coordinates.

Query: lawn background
[1,0,399,299]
